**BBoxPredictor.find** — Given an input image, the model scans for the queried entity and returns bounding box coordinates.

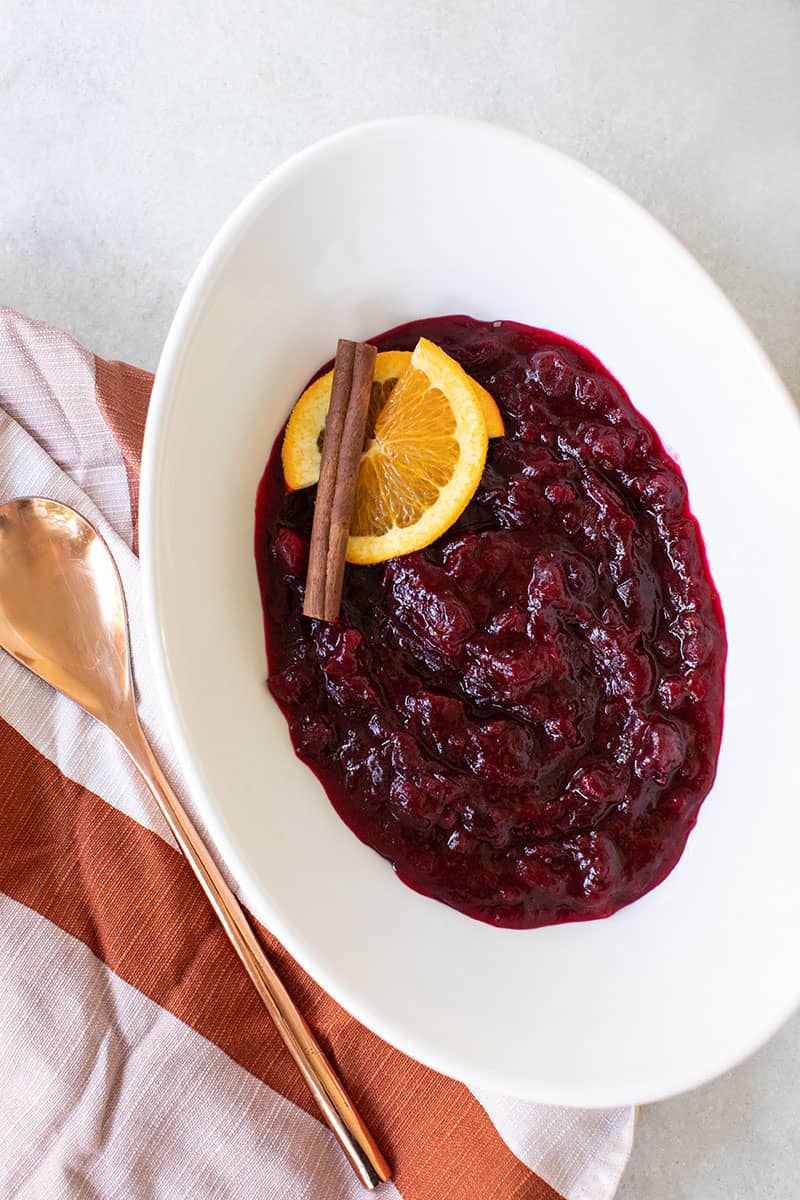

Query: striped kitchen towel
[0,306,634,1200]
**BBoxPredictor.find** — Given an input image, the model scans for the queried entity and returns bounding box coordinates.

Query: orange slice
[348,338,488,563]
[282,348,503,493]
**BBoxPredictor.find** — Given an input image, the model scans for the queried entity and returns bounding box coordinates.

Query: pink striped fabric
[0,307,634,1200]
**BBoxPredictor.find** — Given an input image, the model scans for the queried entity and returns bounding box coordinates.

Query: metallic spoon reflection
[0,497,390,1190]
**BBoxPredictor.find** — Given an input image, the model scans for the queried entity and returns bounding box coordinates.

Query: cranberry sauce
[256,316,726,928]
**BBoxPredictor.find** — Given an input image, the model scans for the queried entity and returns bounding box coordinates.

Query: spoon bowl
[0,497,132,724]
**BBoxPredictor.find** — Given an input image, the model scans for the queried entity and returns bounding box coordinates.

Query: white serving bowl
[141,117,800,1106]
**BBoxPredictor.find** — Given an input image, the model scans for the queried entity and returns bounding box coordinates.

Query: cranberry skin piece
[674,612,714,668]
[567,832,619,900]
[658,676,693,710]
[464,719,534,786]
[666,519,704,579]
[639,469,687,516]
[515,852,564,894]
[465,637,561,705]
[494,477,546,528]
[317,626,377,705]
[318,627,367,686]
[530,350,574,396]
[655,631,681,665]
[574,373,609,412]
[359,746,387,793]
[268,664,314,706]
[390,769,458,829]
[295,714,335,760]
[405,690,467,761]
[388,730,425,775]
[563,764,628,827]
[367,711,394,742]
[588,623,654,701]
[686,672,709,703]
[274,527,309,577]
[485,360,537,420]
[389,777,431,827]
[516,445,563,481]
[563,554,597,598]
[442,530,510,584]
[583,425,627,471]
[385,558,475,661]
[528,554,569,609]
[446,828,475,854]
[444,329,505,368]
[543,715,581,749]
[487,606,528,637]
[544,482,577,507]
[635,719,687,785]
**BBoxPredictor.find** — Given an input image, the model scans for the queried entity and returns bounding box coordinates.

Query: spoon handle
[117,711,391,1190]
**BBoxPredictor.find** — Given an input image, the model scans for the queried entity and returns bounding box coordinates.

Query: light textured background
[1,1,798,1196]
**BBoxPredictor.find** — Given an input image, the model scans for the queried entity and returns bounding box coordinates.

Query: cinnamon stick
[302,339,355,619]
[324,342,377,617]
[303,339,376,621]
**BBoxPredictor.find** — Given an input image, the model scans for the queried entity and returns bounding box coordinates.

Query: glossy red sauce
[255,316,726,928]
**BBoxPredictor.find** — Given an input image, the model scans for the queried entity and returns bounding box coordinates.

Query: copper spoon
[0,496,391,1190]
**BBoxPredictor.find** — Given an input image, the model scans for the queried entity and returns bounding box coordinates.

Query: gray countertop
[2,2,798,1195]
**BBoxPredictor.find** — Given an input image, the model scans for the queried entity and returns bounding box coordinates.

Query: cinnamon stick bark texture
[302,339,376,621]
[324,342,377,616]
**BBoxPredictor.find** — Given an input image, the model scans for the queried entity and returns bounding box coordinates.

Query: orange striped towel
[0,307,634,1199]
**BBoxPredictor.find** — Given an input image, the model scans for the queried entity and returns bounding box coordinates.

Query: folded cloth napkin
[0,306,634,1200]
